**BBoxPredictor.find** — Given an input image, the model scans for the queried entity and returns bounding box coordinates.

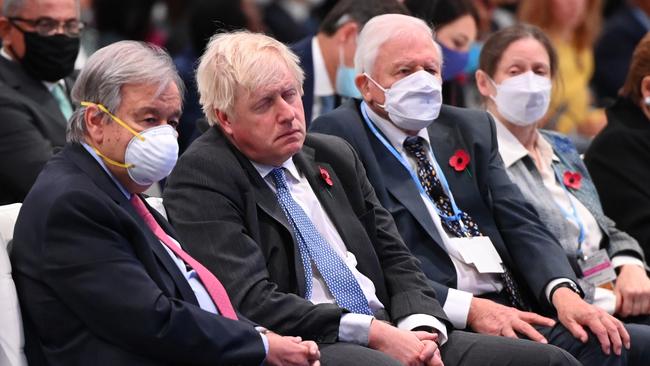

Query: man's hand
[467,297,555,342]
[615,264,650,317]
[553,287,630,356]
[265,332,320,366]
[368,320,443,366]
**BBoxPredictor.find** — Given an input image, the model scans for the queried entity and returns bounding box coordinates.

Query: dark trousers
[319,330,580,366]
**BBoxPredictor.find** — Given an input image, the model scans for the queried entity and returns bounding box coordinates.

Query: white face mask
[124,125,179,186]
[365,70,443,131]
[82,101,179,186]
[489,71,552,126]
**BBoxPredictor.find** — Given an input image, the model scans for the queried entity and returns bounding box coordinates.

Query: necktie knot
[403,136,426,158]
[270,168,288,190]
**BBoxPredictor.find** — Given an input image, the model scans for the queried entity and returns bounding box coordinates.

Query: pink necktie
[130,195,238,320]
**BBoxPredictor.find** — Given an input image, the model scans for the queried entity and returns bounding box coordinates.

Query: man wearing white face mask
[290,0,408,124]
[10,40,321,366]
[311,13,634,366]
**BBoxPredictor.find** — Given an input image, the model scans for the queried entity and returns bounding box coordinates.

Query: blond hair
[196,31,305,126]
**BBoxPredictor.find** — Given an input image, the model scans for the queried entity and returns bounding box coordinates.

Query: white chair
[0,203,28,366]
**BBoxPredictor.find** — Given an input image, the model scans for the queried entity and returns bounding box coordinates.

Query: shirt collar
[362,102,431,154]
[250,157,302,184]
[81,142,131,199]
[493,113,559,168]
[311,36,335,97]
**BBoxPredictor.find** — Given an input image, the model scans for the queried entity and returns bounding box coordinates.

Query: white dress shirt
[251,157,448,345]
[311,36,336,120]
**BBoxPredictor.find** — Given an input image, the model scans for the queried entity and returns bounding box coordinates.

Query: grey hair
[3,0,80,17]
[354,13,443,76]
[67,40,184,143]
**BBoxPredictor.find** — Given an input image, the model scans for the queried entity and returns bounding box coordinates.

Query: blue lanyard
[552,168,586,256]
[360,102,470,235]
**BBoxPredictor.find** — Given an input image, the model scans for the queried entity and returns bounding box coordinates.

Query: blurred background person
[593,0,650,105]
[519,0,605,152]
[585,32,650,263]
[476,25,650,329]
[173,0,264,154]
[262,0,325,44]
[0,0,82,205]
[291,0,408,124]
[405,0,479,107]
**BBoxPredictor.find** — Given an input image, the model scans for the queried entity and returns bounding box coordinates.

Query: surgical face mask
[81,102,179,186]
[335,46,361,98]
[365,70,443,131]
[489,71,552,126]
[440,43,469,81]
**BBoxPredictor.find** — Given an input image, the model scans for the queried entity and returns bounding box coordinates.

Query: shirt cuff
[397,314,449,345]
[338,313,374,345]
[545,278,577,304]
[441,288,473,330]
[611,255,645,269]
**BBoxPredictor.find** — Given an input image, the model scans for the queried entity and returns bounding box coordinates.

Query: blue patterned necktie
[403,136,528,310]
[270,168,373,315]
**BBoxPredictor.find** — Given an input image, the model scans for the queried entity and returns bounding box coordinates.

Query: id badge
[449,236,505,274]
[578,249,617,286]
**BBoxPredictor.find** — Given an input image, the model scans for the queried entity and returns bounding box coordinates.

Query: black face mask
[18,31,80,82]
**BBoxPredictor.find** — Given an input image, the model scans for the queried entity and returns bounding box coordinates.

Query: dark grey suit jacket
[310,100,579,311]
[163,126,449,343]
[0,57,75,205]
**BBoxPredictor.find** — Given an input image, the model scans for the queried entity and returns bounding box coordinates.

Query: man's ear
[0,17,13,41]
[215,109,233,136]
[641,75,650,101]
[356,73,371,100]
[84,105,105,145]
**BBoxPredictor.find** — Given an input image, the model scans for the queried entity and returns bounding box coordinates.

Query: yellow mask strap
[81,101,145,142]
[91,146,133,169]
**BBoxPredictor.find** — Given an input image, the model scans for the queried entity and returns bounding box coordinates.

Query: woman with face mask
[475,24,650,325]
[405,0,479,107]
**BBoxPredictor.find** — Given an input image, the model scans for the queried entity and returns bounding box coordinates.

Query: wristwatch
[549,281,584,302]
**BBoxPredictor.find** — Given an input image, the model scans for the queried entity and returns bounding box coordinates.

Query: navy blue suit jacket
[310,100,578,310]
[11,143,265,366]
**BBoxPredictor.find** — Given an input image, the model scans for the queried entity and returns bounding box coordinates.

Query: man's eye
[168,119,179,129]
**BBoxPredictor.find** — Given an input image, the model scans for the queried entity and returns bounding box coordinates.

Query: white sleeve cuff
[611,255,645,269]
[338,313,374,345]
[397,314,449,345]
[441,288,473,330]
[545,278,577,304]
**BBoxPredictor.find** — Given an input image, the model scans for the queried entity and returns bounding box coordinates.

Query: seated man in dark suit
[163,30,581,366]
[10,40,320,366]
[291,0,407,124]
[310,13,648,366]
[0,0,80,204]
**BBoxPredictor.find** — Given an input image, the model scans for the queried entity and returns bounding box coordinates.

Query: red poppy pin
[563,171,582,190]
[449,149,471,176]
[319,166,333,187]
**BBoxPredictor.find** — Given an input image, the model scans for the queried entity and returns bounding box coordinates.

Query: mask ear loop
[363,73,388,109]
[81,101,144,169]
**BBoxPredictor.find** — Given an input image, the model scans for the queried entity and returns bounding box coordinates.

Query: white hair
[196,31,305,126]
[67,41,184,142]
[354,13,443,76]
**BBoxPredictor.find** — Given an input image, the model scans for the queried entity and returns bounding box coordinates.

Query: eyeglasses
[8,17,85,37]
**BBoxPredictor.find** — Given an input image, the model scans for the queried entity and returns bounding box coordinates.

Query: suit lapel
[0,57,68,129]
[64,144,199,304]
[363,120,447,249]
